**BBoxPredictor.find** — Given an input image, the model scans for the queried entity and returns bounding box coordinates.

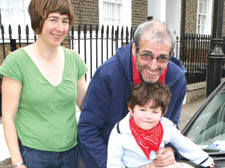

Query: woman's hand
[17,165,27,168]
[12,162,27,168]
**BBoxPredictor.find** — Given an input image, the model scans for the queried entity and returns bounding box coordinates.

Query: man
[78,20,187,168]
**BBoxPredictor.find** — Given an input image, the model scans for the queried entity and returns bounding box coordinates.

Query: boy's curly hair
[127,82,171,115]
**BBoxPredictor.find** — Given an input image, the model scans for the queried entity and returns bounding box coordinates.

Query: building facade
[0,0,147,34]
[148,0,225,37]
[181,0,225,36]
[71,0,147,28]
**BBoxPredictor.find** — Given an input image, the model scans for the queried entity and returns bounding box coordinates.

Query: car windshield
[185,89,225,153]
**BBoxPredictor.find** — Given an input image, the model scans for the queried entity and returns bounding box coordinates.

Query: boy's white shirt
[107,113,210,168]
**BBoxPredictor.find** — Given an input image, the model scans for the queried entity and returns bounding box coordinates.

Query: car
[181,80,225,167]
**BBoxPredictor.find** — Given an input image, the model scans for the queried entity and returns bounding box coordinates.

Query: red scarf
[132,56,168,85]
[129,117,163,160]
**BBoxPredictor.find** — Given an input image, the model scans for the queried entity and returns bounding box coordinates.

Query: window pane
[9,0,22,9]
[202,0,206,14]
[0,0,8,8]
[199,2,203,13]
[197,0,207,34]
[0,0,32,36]
[200,15,203,25]
[1,8,10,26]
[112,3,115,19]
[102,0,121,26]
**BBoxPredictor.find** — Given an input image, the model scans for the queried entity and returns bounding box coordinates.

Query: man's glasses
[137,51,170,63]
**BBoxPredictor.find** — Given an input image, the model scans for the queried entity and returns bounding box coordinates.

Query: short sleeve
[71,50,88,80]
[0,50,23,83]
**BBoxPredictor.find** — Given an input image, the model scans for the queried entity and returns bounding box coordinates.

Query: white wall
[120,0,131,27]
[148,0,181,36]
[148,0,162,20]
[166,0,181,37]
[147,0,181,58]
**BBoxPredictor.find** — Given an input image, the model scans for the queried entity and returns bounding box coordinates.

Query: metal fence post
[10,39,17,51]
[206,0,225,97]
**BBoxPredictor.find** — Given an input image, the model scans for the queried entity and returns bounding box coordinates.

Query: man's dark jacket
[78,42,187,168]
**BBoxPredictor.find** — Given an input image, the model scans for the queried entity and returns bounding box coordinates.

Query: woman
[0,0,87,168]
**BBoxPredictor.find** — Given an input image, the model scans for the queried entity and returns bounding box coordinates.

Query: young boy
[107,82,214,168]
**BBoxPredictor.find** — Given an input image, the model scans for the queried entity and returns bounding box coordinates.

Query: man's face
[132,35,171,83]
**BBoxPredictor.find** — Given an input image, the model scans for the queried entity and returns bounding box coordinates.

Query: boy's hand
[208,157,215,168]
[154,147,176,167]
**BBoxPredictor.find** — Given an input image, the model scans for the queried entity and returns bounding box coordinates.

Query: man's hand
[141,147,196,168]
[141,147,175,168]
[154,147,176,167]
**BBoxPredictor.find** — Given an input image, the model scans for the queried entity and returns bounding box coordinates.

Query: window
[99,0,131,27]
[103,0,122,26]
[0,0,31,37]
[197,0,212,35]
[197,0,206,34]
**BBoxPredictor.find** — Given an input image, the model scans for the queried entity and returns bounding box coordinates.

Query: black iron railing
[178,34,212,83]
[1,24,225,84]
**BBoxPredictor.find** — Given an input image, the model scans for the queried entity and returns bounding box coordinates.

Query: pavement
[0,98,205,162]
[179,98,204,130]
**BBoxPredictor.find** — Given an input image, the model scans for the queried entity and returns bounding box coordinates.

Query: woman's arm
[76,76,87,110]
[1,77,25,167]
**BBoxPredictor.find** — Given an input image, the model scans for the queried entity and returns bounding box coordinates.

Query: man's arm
[166,75,187,125]
[171,78,187,125]
[78,71,110,168]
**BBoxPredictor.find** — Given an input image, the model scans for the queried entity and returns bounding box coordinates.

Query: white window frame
[99,0,131,28]
[0,0,33,40]
[196,0,212,35]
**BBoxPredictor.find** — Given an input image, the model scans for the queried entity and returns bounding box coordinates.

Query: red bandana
[132,56,168,85]
[129,117,163,160]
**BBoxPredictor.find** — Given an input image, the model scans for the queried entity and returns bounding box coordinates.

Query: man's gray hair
[133,20,175,57]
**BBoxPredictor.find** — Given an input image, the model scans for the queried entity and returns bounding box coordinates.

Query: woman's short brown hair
[127,82,171,115]
[28,0,74,34]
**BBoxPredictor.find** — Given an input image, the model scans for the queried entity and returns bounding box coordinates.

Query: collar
[129,117,163,160]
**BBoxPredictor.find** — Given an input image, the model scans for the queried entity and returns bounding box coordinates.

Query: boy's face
[129,100,162,130]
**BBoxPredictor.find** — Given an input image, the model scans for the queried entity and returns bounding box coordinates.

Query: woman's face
[39,12,70,47]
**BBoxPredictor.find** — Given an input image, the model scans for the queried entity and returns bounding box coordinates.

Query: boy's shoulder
[160,117,176,128]
[116,113,131,134]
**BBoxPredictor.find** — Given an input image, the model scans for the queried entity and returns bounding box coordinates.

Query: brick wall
[0,44,10,65]
[183,0,225,36]
[132,0,148,27]
[184,0,198,34]
[71,0,99,29]
[70,0,148,28]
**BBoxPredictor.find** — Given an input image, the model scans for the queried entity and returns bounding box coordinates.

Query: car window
[185,90,225,152]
